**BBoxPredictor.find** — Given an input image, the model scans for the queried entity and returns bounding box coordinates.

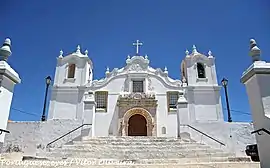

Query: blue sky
[1,0,270,122]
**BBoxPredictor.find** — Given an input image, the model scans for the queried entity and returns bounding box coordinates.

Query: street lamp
[41,76,52,121]
[221,77,232,122]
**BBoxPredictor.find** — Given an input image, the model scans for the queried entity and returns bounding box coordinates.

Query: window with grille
[167,92,179,112]
[132,81,144,93]
[95,91,108,112]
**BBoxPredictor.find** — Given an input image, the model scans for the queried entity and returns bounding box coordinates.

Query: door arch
[128,114,147,136]
[122,108,154,136]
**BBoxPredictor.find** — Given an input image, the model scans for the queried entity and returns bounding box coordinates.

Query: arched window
[197,63,205,78]
[162,127,166,134]
[67,64,76,78]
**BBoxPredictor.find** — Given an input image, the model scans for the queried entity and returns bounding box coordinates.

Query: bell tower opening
[128,114,147,136]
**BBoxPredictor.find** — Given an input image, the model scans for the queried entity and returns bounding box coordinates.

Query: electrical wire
[11,107,40,117]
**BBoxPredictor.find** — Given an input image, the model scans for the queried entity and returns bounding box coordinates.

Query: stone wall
[3,119,255,158]
[180,122,256,157]
[0,142,3,151]
[3,119,88,156]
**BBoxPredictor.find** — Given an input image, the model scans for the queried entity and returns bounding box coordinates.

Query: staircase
[1,136,260,167]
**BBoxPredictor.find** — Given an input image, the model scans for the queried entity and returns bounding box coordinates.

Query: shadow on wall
[3,119,86,156]
[180,122,256,157]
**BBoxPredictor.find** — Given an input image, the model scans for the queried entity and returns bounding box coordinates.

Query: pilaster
[241,39,270,167]
[177,93,188,137]
[83,91,96,137]
[0,38,21,144]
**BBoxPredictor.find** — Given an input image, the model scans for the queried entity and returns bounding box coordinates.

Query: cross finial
[132,40,143,55]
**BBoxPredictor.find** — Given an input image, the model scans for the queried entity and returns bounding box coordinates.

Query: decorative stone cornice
[117,92,158,108]
[186,85,221,91]
[0,61,21,84]
[241,61,270,84]
[119,92,155,100]
[88,55,183,89]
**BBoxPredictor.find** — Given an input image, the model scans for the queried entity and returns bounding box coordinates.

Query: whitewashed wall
[241,61,270,167]
[180,122,256,157]
[3,119,88,156]
[0,61,21,144]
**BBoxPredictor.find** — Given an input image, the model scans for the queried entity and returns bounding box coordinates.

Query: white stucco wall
[0,77,14,143]
[187,87,223,122]
[241,61,270,167]
[3,119,87,155]
[48,88,85,120]
[180,122,256,157]
[0,61,21,144]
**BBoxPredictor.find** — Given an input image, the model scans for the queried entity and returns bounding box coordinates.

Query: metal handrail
[180,124,225,146]
[0,128,10,135]
[46,124,92,148]
[251,128,270,135]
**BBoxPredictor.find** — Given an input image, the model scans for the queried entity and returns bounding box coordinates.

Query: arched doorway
[128,114,147,136]
[121,108,156,136]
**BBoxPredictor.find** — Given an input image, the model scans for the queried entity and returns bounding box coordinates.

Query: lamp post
[41,76,51,121]
[221,78,232,122]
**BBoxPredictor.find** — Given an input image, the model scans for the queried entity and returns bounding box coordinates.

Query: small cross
[132,40,143,55]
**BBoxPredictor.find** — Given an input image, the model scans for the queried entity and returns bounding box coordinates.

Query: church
[1,38,256,158]
[47,40,224,137]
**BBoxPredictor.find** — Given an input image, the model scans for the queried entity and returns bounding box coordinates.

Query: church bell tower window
[95,91,108,112]
[197,63,206,78]
[67,64,76,78]
[132,81,144,93]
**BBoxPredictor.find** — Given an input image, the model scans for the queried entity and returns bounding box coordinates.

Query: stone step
[0,161,260,168]
[73,141,202,146]
[53,147,222,153]
[60,145,214,151]
[63,142,210,148]
[82,136,184,140]
[42,150,231,159]
[79,139,193,143]
[43,157,232,163]
[34,157,250,163]
[81,138,189,143]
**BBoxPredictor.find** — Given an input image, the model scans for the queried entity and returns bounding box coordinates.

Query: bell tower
[47,45,93,120]
[181,45,218,86]
[181,45,224,122]
[52,45,93,87]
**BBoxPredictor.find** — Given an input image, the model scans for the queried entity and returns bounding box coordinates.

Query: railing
[46,124,92,148]
[180,124,225,146]
[0,128,10,135]
[251,128,270,135]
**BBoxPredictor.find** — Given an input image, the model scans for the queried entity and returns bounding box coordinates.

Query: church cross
[133,40,143,55]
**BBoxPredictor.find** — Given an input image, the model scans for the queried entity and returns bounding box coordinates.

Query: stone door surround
[121,107,156,136]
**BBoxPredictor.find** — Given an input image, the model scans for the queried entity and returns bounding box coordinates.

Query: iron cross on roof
[132,40,143,55]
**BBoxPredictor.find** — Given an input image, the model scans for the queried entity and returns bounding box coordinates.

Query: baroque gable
[88,55,182,89]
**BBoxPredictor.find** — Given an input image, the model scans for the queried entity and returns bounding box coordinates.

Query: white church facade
[2,38,256,157]
[47,40,224,137]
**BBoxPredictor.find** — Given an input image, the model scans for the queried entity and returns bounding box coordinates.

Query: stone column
[122,122,127,136]
[241,39,270,167]
[83,91,96,137]
[0,38,21,146]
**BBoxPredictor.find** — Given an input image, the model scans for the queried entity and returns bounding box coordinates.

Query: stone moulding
[88,55,183,89]
[121,107,156,136]
[117,93,158,108]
